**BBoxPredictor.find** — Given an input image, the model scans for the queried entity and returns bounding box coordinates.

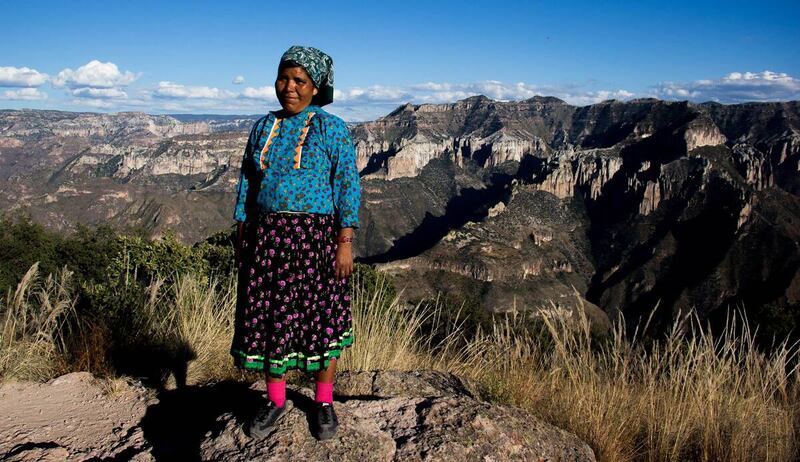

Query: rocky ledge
[0,370,595,461]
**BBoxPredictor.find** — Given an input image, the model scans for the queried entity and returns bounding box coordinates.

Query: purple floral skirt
[230,212,353,377]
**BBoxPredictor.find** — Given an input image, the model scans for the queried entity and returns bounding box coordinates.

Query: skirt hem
[231,329,354,377]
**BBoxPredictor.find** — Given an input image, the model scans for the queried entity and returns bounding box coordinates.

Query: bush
[195,229,237,276]
[352,263,396,306]
[0,214,121,294]
[0,213,60,293]
[106,231,210,288]
[55,224,119,284]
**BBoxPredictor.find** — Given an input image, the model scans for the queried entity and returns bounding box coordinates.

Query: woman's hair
[277,59,306,77]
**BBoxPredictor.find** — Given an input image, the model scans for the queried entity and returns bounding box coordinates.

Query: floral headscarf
[279,46,335,106]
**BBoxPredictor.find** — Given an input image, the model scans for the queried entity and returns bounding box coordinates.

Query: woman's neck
[275,105,314,118]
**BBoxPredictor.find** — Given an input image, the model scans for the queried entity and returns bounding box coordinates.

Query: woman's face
[275,65,318,115]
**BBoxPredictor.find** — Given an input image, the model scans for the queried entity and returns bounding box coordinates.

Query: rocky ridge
[0,371,595,461]
[354,97,799,336]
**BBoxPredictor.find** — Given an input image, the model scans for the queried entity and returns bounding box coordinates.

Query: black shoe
[313,402,338,440]
[247,399,285,439]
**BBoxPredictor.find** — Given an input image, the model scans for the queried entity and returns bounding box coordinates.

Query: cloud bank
[1,60,798,121]
[154,81,235,100]
[0,66,49,87]
[0,88,47,100]
[653,71,800,103]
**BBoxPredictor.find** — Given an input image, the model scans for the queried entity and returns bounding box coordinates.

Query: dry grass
[339,273,477,374]
[117,273,246,385]
[470,302,800,462]
[1,263,798,461]
[0,264,77,382]
[170,274,242,383]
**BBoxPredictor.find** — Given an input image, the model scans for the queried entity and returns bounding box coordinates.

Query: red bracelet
[338,236,354,243]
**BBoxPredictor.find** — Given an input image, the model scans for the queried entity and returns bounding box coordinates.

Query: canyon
[1,96,798,341]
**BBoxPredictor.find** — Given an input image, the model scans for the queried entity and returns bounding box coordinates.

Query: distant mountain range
[1,96,798,341]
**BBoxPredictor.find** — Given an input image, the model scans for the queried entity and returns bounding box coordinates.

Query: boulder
[0,370,595,461]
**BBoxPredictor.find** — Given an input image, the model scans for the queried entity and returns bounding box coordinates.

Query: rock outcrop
[376,184,606,321]
[0,372,153,461]
[0,371,596,462]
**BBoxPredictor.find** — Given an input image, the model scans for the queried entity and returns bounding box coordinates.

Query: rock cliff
[352,97,799,339]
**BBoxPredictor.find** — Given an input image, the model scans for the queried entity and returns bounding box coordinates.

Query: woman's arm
[329,118,361,230]
[233,117,268,265]
[234,118,265,223]
[327,116,361,279]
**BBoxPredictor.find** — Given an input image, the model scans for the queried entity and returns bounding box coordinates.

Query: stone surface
[0,372,155,461]
[202,370,595,462]
[0,370,595,462]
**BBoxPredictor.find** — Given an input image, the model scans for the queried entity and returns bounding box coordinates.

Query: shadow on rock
[139,380,262,461]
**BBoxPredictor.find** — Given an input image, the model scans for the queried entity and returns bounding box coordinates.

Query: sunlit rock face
[1,98,799,341]
[0,110,256,241]
[352,98,800,339]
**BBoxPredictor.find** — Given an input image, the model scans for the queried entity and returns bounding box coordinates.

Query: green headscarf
[279,45,335,106]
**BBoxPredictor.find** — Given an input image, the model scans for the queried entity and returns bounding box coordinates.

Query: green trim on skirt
[232,328,354,376]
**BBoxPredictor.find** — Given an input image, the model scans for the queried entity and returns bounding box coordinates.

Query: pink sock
[267,380,286,407]
[315,381,334,404]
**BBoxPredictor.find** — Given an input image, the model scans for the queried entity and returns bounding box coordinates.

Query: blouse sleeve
[326,117,361,229]
[233,118,262,222]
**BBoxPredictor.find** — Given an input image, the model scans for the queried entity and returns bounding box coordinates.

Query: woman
[230,45,361,441]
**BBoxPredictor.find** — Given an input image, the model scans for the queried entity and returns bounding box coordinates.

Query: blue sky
[1,0,799,121]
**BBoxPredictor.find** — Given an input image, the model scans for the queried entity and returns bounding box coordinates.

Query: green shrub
[195,228,237,276]
[352,263,397,306]
[0,213,60,293]
[0,214,121,294]
[55,224,119,284]
[106,231,210,288]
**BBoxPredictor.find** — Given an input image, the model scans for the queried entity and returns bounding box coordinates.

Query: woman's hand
[335,243,353,279]
[334,227,354,279]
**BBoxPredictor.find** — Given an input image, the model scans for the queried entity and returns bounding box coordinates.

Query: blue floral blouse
[233,104,361,228]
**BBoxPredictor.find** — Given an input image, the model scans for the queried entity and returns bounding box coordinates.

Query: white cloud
[0,66,49,87]
[329,80,646,120]
[472,81,538,100]
[33,67,800,121]
[653,70,800,103]
[72,87,128,99]
[407,80,539,102]
[233,75,245,84]
[52,60,139,88]
[335,85,412,103]
[410,82,454,91]
[71,98,115,109]
[565,89,637,106]
[154,81,235,99]
[419,91,475,102]
[0,88,48,100]
[241,86,276,100]
[331,80,637,118]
